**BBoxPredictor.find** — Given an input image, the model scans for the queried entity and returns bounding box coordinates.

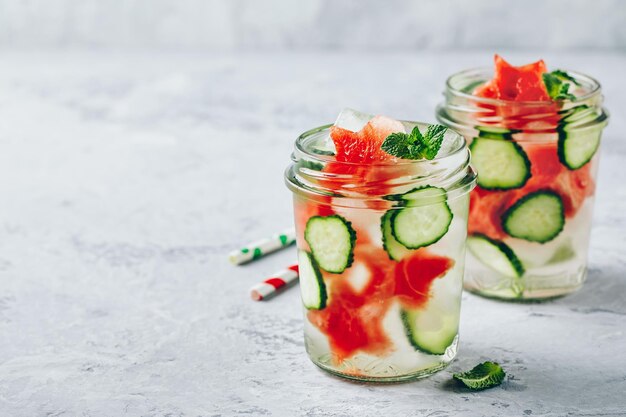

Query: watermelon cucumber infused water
[284,109,476,381]
[437,55,609,300]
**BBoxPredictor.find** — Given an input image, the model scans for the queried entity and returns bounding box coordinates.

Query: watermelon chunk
[475,54,550,102]
[306,245,396,362]
[473,55,560,131]
[520,142,595,217]
[306,244,455,362]
[325,114,406,198]
[330,115,404,164]
[394,250,455,309]
[468,187,514,239]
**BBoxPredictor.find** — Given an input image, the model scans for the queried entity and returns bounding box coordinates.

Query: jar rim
[286,122,476,206]
[294,121,467,168]
[444,67,602,106]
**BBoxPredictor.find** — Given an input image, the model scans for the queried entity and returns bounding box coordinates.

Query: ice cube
[345,262,372,294]
[318,108,373,155]
[334,108,374,131]
[510,237,568,269]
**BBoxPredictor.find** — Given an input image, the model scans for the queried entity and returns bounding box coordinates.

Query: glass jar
[284,122,476,382]
[436,68,609,300]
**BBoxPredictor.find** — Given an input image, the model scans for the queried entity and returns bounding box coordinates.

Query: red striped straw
[250,264,299,301]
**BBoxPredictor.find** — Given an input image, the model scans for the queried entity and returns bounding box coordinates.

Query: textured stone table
[0,51,624,416]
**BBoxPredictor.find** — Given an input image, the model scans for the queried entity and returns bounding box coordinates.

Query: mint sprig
[543,70,578,101]
[453,361,506,390]
[381,124,447,160]
[551,70,581,86]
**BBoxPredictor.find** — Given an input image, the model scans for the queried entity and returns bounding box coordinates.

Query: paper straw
[250,264,299,301]
[229,228,296,265]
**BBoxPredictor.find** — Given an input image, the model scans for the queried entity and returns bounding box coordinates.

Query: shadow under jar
[284,122,476,382]
[437,68,609,301]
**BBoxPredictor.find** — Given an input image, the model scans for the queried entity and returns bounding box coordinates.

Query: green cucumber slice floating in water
[297,160,324,171]
[475,126,521,140]
[461,80,486,94]
[401,304,459,355]
[390,187,453,250]
[381,211,411,261]
[502,190,564,243]
[557,105,607,170]
[383,185,447,204]
[297,250,327,310]
[469,137,531,190]
[305,215,356,273]
[467,234,525,278]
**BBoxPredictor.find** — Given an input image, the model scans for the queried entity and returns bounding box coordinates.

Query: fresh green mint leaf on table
[381,124,447,160]
[543,70,578,101]
[453,361,506,390]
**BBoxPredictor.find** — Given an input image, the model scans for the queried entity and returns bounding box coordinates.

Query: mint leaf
[453,361,506,390]
[381,124,447,160]
[543,73,562,98]
[555,83,576,101]
[551,69,581,86]
[543,71,578,101]
[381,132,422,159]
[408,125,424,142]
[423,124,447,159]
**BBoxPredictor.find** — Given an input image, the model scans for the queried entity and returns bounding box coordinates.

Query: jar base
[310,358,453,383]
[306,337,458,383]
[464,266,587,302]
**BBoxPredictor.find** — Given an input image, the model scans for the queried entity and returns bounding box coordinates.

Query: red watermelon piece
[468,187,514,239]
[325,115,406,199]
[394,250,454,309]
[519,142,595,217]
[475,54,550,102]
[473,55,560,130]
[330,115,404,164]
[307,245,396,362]
[306,244,455,363]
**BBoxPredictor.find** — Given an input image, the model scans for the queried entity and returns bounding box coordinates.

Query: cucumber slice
[305,215,356,273]
[547,241,576,264]
[467,234,525,278]
[383,185,447,204]
[557,105,607,170]
[382,187,449,259]
[502,190,564,243]
[381,211,411,261]
[401,304,458,355]
[311,148,336,157]
[298,250,327,310]
[476,126,521,140]
[297,160,324,171]
[390,192,453,250]
[461,80,486,94]
[560,104,597,125]
[470,137,531,190]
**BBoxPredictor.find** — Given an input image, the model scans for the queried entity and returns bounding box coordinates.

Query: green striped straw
[229,227,296,265]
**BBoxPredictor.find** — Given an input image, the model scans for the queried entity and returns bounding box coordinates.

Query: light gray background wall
[0,0,625,51]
